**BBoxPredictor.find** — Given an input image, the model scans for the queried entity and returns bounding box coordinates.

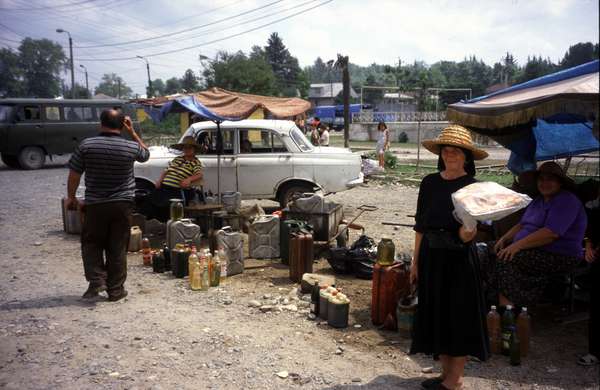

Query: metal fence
[352,111,447,123]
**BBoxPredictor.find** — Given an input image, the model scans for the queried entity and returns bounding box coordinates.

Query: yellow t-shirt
[162,156,202,188]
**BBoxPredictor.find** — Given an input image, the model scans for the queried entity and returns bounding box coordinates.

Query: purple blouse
[514,190,587,258]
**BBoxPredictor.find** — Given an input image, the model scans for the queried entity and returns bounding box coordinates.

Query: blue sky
[1,0,598,96]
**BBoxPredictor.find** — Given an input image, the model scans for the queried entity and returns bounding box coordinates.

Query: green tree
[264,32,304,96]
[94,73,132,98]
[0,48,23,97]
[17,38,66,98]
[518,56,557,83]
[180,69,200,92]
[152,78,165,96]
[164,77,182,95]
[559,42,600,69]
[203,50,277,96]
[64,82,91,99]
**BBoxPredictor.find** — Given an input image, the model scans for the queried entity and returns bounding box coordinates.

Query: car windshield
[290,127,313,152]
[0,105,14,122]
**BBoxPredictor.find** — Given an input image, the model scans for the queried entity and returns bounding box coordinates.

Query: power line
[75,0,286,48]
[0,0,101,11]
[76,0,334,61]
[75,0,322,56]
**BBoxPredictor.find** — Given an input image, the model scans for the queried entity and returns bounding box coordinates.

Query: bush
[398,131,408,143]
[365,151,397,169]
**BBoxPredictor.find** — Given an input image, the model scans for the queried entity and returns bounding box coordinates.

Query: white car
[134,119,363,206]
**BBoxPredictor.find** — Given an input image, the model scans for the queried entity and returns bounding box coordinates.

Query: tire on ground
[17,146,45,170]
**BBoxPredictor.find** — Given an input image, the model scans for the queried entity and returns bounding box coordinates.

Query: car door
[195,128,237,194]
[42,103,70,155]
[237,128,293,198]
[11,103,44,152]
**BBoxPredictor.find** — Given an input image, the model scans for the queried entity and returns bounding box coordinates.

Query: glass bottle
[218,247,228,282]
[310,281,319,315]
[169,198,184,221]
[201,255,210,291]
[377,237,395,266]
[189,248,202,291]
[501,305,515,356]
[487,305,501,354]
[517,307,531,357]
[211,251,221,287]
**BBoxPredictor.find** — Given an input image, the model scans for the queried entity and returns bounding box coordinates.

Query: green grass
[369,163,515,187]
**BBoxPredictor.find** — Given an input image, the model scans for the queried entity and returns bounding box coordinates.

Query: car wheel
[278,183,315,208]
[18,146,45,170]
[1,153,21,169]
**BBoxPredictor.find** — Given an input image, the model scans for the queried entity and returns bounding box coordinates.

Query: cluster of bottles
[487,305,530,366]
[187,245,228,291]
[311,283,351,328]
[143,236,229,290]
[376,237,395,266]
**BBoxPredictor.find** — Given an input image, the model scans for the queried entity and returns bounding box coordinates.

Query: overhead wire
[75,0,286,48]
[76,0,334,61]
[0,0,101,11]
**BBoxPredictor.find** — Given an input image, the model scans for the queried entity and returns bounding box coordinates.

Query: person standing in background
[319,124,330,146]
[67,109,149,302]
[375,121,390,168]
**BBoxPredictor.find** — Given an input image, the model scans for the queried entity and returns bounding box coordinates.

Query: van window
[17,105,41,121]
[65,106,94,121]
[0,105,14,122]
[45,106,61,121]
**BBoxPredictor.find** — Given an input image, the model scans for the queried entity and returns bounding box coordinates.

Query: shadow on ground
[0,295,97,311]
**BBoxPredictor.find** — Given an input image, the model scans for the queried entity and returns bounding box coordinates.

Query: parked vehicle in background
[134,120,363,207]
[311,104,369,130]
[0,98,138,169]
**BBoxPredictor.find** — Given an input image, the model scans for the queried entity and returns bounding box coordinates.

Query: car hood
[311,146,353,155]
[147,145,180,159]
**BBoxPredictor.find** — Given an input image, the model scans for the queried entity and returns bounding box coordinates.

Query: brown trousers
[81,201,132,294]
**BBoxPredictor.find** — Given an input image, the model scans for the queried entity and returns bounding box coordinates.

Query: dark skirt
[140,185,196,222]
[410,234,490,361]
[479,244,580,307]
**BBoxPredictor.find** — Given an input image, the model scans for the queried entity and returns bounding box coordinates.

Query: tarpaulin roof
[135,87,311,122]
[447,60,599,131]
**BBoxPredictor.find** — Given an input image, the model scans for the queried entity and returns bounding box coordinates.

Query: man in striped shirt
[67,109,149,301]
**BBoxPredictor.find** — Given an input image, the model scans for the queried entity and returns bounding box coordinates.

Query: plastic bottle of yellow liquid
[201,251,210,291]
[211,251,221,287]
[189,248,202,291]
[218,247,228,283]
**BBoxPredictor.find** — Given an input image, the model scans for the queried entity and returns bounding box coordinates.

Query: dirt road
[0,160,597,390]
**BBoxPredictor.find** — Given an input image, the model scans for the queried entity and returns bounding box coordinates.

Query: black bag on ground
[326,235,377,279]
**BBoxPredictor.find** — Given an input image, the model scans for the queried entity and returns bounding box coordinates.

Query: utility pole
[137,55,153,98]
[56,29,75,99]
[335,54,350,148]
[117,78,121,99]
[326,59,334,105]
[79,64,89,98]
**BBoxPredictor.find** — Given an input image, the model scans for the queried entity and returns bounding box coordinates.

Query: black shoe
[421,377,444,389]
[108,290,128,302]
[82,284,107,299]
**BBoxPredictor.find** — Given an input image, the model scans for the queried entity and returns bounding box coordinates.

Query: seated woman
[143,136,203,221]
[484,161,587,308]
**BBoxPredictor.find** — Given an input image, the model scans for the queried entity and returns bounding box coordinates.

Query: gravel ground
[0,158,598,390]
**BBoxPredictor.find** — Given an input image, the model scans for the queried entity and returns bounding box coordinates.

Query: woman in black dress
[410,125,490,390]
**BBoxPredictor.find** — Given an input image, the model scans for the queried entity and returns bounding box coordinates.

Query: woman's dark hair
[437,146,476,176]
[377,121,387,131]
[100,109,125,130]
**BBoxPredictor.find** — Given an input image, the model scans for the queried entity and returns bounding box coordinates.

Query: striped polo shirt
[162,156,202,188]
[68,132,150,205]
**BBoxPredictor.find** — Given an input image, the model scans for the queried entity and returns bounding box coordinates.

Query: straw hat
[422,124,488,160]
[170,136,203,153]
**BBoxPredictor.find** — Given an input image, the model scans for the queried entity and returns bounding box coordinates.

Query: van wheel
[1,153,20,169]
[18,147,45,170]
[278,183,314,208]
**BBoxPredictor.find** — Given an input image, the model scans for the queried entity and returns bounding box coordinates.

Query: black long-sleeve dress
[410,172,490,361]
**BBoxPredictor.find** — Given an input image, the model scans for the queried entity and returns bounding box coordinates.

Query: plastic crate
[282,203,343,241]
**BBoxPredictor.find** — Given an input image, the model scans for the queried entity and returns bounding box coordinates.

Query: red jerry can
[289,233,314,282]
[371,262,410,328]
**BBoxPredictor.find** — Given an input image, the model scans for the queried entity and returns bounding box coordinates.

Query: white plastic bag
[452,182,532,231]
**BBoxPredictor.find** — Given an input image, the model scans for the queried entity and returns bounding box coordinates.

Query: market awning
[135,87,311,122]
[447,60,599,132]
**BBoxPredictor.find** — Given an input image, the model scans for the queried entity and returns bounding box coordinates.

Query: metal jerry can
[216,226,244,276]
[249,215,280,259]
[168,218,202,249]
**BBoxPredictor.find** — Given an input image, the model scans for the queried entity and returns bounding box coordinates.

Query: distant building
[309,83,358,107]
[377,92,417,112]
[93,93,116,100]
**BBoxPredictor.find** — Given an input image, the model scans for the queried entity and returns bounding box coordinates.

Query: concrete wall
[350,122,450,143]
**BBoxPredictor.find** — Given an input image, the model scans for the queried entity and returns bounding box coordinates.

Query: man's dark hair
[100,109,125,130]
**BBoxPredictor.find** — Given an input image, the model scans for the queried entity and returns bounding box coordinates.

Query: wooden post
[416,119,421,174]
[336,54,350,149]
